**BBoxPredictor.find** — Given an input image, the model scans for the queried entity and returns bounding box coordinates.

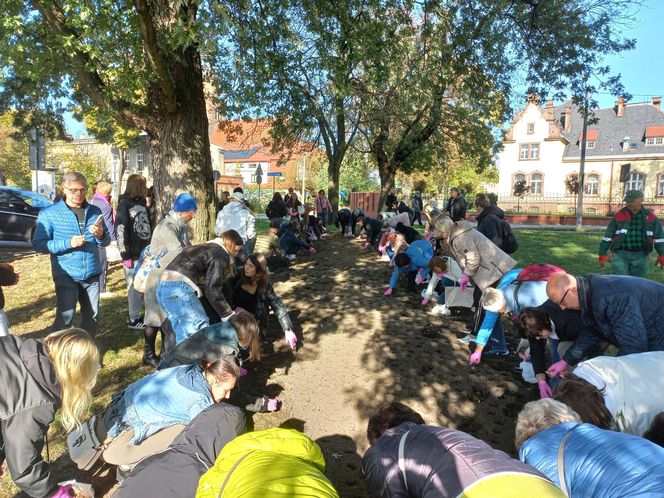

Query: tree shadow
[315,434,366,498]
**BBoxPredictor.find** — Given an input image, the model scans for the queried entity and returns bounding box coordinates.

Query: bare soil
[245,233,537,497]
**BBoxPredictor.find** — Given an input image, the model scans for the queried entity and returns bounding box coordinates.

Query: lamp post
[575,86,590,230]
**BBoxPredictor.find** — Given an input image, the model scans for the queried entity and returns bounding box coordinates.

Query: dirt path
[249,233,536,497]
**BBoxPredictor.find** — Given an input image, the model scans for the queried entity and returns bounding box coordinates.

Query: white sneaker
[431,304,451,316]
[320,233,327,238]
[457,333,477,343]
[286,254,297,261]
[380,254,391,262]
[100,291,114,299]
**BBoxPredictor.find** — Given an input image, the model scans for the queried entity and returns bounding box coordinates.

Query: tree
[0,112,31,188]
[513,179,531,212]
[0,0,226,240]
[215,0,371,211]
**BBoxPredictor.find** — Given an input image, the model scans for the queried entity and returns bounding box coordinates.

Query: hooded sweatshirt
[214,199,256,241]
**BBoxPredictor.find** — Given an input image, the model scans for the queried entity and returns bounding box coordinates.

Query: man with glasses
[545,272,664,377]
[33,172,110,338]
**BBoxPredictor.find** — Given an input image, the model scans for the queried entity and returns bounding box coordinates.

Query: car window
[15,190,52,208]
[0,190,17,207]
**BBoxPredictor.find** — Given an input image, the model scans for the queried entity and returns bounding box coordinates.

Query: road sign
[266,172,282,177]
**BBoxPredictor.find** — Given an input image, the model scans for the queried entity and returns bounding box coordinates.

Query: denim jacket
[105,364,213,445]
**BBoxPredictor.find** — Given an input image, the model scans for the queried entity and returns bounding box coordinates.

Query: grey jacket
[448,221,516,290]
[363,423,550,498]
[144,212,192,327]
[0,337,61,498]
[111,403,245,498]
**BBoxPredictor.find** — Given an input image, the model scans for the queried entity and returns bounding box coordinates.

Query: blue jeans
[53,273,100,338]
[488,320,507,354]
[321,210,329,226]
[156,280,209,345]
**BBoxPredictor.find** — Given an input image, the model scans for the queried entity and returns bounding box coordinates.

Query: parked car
[0,186,52,242]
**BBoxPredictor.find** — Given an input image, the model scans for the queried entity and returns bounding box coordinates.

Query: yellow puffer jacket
[196,428,340,498]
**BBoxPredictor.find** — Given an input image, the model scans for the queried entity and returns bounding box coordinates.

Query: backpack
[512,263,566,312]
[66,414,105,470]
[499,219,518,254]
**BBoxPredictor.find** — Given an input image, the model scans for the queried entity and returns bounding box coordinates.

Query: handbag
[132,246,168,293]
[66,415,105,471]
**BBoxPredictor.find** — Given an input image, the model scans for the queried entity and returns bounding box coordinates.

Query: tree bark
[327,154,342,212]
[377,159,396,210]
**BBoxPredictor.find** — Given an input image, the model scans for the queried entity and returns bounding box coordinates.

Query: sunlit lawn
[1,225,661,495]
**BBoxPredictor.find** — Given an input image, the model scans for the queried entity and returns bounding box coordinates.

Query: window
[626,172,644,192]
[629,143,638,151]
[658,175,664,196]
[519,143,540,160]
[646,137,664,146]
[136,153,144,172]
[586,174,599,195]
[527,122,535,134]
[250,174,257,183]
[530,173,543,195]
[586,141,596,149]
[515,173,526,184]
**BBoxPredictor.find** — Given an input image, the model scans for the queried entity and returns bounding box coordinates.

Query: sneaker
[127,318,146,330]
[484,350,512,357]
[286,254,297,261]
[99,291,114,299]
[320,233,328,238]
[431,304,451,316]
[457,333,477,343]
[380,254,391,262]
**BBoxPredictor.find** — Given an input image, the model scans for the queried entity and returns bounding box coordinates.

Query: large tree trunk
[327,154,342,212]
[377,159,396,210]
[148,43,215,242]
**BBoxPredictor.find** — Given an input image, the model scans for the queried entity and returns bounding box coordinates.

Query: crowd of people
[1,173,663,497]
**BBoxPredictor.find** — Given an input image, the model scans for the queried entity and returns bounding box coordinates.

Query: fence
[494,194,664,217]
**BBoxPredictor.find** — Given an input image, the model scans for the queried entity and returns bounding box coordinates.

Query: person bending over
[384,240,433,296]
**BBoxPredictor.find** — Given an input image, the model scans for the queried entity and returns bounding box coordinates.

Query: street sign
[266,172,282,177]
[254,164,264,185]
[29,128,46,171]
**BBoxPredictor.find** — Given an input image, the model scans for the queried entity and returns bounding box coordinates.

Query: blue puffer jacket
[389,240,433,288]
[563,274,664,365]
[520,422,664,497]
[33,200,110,280]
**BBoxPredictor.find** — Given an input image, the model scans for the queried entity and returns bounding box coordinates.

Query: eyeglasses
[65,186,87,193]
[558,287,572,307]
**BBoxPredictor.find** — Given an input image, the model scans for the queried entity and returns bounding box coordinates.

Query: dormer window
[586,141,596,149]
[645,125,664,146]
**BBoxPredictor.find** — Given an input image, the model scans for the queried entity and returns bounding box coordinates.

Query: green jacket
[599,207,664,256]
[196,428,339,498]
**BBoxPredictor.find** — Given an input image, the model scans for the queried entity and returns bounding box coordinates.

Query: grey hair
[482,287,506,312]
[433,215,454,239]
[61,171,87,187]
[515,399,581,451]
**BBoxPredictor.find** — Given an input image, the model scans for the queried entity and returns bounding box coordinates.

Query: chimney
[653,96,662,111]
[546,99,553,108]
[616,96,625,117]
[563,107,572,132]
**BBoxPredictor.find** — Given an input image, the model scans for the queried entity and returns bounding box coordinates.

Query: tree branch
[31,0,152,131]
[133,0,178,114]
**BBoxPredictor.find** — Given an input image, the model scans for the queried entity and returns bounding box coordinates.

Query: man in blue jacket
[33,172,110,338]
[546,271,664,376]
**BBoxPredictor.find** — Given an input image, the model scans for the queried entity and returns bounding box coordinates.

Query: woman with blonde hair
[157,230,244,347]
[0,328,99,498]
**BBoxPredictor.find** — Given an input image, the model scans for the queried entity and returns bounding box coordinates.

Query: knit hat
[624,189,644,202]
[173,193,197,212]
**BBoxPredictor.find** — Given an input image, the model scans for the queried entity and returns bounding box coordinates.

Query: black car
[0,186,53,242]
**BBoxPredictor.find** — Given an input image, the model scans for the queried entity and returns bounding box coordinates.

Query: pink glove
[308,246,317,254]
[240,367,248,377]
[363,241,369,248]
[266,397,282,412]
[415,270,426,285]
[538,380,553,399]
[383,287,393,296]
[51,485,73,498]
[458,274,470,293]
[234,306,248,315]
[547,359,569,377]
[284,329,297,351]
[468,349,482,365]
[122,259,133,268]
[421,298,430,306]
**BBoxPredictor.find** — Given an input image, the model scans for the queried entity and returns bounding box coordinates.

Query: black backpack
[499,219,518,254]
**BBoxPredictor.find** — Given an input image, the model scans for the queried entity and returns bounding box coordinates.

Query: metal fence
[494,194,664,216]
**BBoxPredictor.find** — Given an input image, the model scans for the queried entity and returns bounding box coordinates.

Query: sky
[64,1,664,138]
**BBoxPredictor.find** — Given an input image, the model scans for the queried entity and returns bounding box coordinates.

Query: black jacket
[165,243,234,318]
[363,217,383,238]
[116,195,152,261]
[0,337,61,498]
[446,196,467,222]
[528,300,584,376]
[398,201,414,219]
[335,208,351,228]
[111,403,245,498]
[0,264,18,309]
[475,205,505,246]
[395,222,422,244]
[231,279,293,334]
[411,194,423,212]
[265,199,287,219]
[385,193,397,211]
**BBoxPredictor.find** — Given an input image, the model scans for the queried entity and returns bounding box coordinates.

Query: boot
[142,326,160,368]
